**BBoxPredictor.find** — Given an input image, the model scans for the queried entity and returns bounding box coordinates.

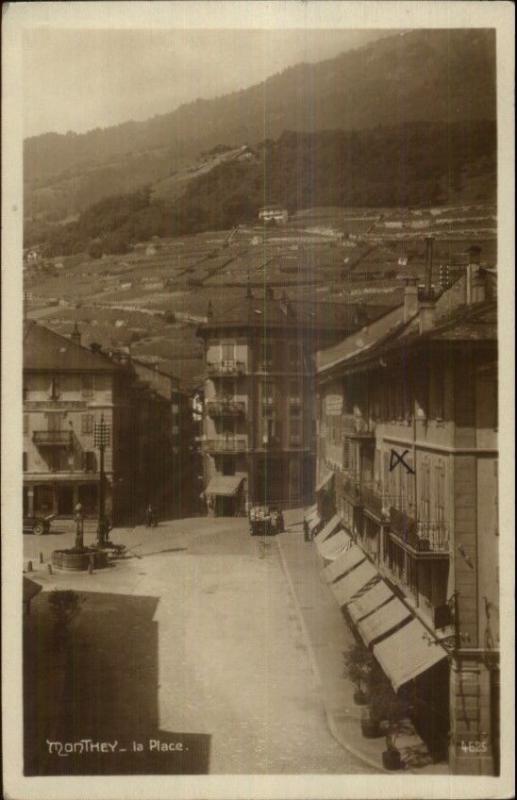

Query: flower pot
[382,748,402,770]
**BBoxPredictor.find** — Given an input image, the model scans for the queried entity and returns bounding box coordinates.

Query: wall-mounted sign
[325,395,343,415]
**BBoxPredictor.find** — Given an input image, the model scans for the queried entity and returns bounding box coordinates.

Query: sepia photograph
[2,2,514,799]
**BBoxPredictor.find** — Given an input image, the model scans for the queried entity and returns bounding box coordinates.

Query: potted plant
[362,668,407,740]
[343,643,375,705]
[382,743,403,771]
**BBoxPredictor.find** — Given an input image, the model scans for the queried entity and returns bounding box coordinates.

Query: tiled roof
[24,321,120,372]
[317,300,496,375]
[198,290,381,334]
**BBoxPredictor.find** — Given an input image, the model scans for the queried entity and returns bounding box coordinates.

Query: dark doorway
[57,485,74,516]
[215,495,235,516]
[78,484,98,516]
[255,457,284,506]
[34,485,54,515]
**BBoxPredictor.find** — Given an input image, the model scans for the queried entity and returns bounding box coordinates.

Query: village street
[23,513,375,775]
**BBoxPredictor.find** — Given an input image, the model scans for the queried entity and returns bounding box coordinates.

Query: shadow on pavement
[24,590,210,775]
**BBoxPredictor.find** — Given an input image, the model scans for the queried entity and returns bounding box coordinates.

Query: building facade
[23,323,182,525]
[23,322,134,523]
[315,250,499,774]
[131,359,199,517]
[197,289,371,515]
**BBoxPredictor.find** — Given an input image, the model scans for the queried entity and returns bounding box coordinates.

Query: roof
[317,304,408,373]
[198,290,378,336]
[318,293,497,376]
[24,321,121,372]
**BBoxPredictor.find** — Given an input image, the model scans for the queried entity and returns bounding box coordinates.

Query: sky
[23,28,393,138]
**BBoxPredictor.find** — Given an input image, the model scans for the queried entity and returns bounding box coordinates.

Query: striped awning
[373,618,448,691]
[315,471,334,493]
[317,528,352,561]
[205,475,243,497]
[304,504,318,522]
[348,580,395,624]
[330,560,379,607]
[313,514,341,546]
[308,514,321,533]
[357,597,412,646]
[322,544,365,584]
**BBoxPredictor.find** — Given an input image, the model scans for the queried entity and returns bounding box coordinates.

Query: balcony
[343,413,375,438]
[203,436,248,453]
[389,507,449,554]
[32,430,72,447]
[206,399,246,418]
[342,476,362,505]
[360,484,400,520]
[207,360,246,376]
[361,483,384,518]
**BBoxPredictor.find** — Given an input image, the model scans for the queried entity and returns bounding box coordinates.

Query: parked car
[249,505,284,536]
[23,514,54,536]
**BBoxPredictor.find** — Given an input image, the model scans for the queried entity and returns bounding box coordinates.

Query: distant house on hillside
[235,145,258,162]
[258,205,289,224]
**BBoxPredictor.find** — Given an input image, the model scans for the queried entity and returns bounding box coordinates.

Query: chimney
[424,236,434,299]
[403,278,419,322]
[70,322,81,346]
[466,245,485,305]
[419,298,435,333]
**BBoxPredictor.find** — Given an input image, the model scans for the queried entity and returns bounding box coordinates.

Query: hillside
[24,207,497,389]
[24,28,496,223]
[26,120,497,257]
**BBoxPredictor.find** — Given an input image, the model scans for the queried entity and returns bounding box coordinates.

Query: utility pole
[94,414,111,546]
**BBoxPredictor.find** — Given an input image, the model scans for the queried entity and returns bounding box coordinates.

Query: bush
[343,642,375,692]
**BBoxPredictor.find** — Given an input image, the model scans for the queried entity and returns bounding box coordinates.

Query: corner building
[197,289,373,515]
[315,250,499,774]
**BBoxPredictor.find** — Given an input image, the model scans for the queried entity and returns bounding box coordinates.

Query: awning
[315,471,334,493]
[317,528,352,561]
[304,504,318,522]
[308,514,321,533]
[313,514,341,546]
[330,559,379,607]
[348,580,395,624]
[322,545,365,583]
[205,475,243,497]
[373,618,448,691]
[357,596,412,646]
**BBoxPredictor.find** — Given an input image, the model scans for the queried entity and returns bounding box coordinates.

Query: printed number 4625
[460,740,488,753]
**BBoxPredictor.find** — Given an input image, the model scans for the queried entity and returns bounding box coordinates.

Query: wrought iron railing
[389,507,449,553]
[206,360,246,376]
[342,476,362,504]
[205,399,246,417]
[203,436,248,453]
[32,430,72,446]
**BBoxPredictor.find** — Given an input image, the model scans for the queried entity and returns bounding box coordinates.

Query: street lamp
[94,414,111,546]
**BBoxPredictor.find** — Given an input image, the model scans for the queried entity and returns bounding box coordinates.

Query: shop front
[205,475,245,517]
[317,539,451,762]
[23,478,104,519]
